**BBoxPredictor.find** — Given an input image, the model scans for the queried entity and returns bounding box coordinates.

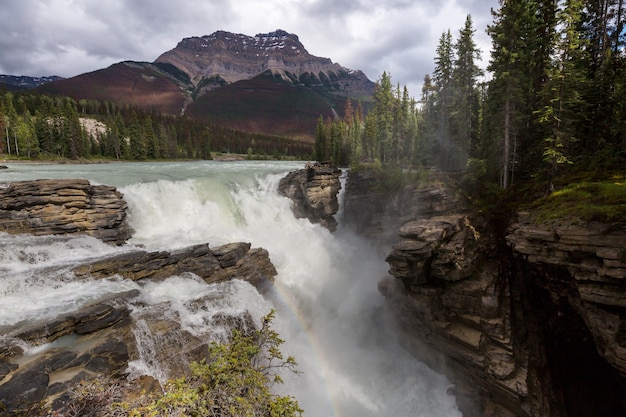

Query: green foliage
[529,178,626,225]
[461,158,487,191]
[27,311,302,417]
[0,91,312,161]
[123,310,301,417]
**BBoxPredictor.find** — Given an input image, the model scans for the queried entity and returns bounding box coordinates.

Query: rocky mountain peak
[154,29,356,90]
[177,29,309,59]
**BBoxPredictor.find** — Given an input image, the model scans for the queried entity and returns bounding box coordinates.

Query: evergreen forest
[315,1,626,190]
[1,0,625,190]
[0,93,313,161]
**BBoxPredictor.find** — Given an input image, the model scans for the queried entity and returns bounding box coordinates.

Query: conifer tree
[486,0,540,187]
[451,15,483,169]
[433,30,454,168]
[537,0,588,192]
[372,72,395,162]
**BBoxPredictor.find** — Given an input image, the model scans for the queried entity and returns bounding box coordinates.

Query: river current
[0,160,460,416]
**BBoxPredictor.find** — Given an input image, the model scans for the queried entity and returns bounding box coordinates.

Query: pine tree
[537,0,588,192]
[372,72,395,163]
[128,111,146,160]
[451,15,483,169]
[486,0,543,187]
[433,30,454,168]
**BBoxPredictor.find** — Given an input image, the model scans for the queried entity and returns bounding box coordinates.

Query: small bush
[64,310,301,417]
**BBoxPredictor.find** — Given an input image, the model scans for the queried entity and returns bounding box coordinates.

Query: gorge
[0,161,459,416]
[0,161,624,416]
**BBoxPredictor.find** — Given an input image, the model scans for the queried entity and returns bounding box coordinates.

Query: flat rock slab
[0,178,132,245]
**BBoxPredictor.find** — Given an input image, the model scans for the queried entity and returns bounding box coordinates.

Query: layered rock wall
[0,178,132,245]
[346,168,626,417]
[278,162,341,231]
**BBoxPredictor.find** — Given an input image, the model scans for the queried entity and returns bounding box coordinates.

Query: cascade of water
[0,161,460,416]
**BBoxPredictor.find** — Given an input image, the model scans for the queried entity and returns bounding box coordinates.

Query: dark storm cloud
[0,0,499,95]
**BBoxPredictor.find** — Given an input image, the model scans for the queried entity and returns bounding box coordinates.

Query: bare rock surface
[0,178,132,245]
[348,168,626,417]
[278,162,341,231]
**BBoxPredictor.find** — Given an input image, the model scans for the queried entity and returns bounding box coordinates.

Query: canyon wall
[344,168,626,417]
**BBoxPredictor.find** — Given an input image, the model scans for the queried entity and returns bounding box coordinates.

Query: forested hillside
[316,2,625,189]
[0,92,313,161]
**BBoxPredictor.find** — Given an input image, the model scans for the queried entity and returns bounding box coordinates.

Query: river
[0,160,460,416]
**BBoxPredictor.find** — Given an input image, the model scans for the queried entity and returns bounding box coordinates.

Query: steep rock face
[348,169,626,417]
[506,215,626,416]
[343,167,462,244]
[155,29,374,98]
[378,183,527,417]
[0,179,132,245]
[278,162,342,231]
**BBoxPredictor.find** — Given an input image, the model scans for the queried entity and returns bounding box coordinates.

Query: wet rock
[0,178,132,245]
[343,166,464,244]
[278,162,341,231]
[72,241,277,285]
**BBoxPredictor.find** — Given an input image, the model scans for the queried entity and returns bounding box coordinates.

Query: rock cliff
[346,168,626,417]
[0,179,132,245]
[278,162,342,231]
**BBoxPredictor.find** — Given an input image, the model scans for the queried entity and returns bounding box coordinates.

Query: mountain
[0,74,63,91]
[155,29,374,100]
[38,30,375,141]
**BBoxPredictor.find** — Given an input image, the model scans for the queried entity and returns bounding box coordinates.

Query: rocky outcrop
[379,183,527,417]
[278,162,342,231]
[343,167,463,244]
[360,170,626,417]
[506,214,626,416]
[73,241,277,286]
[0,240,277,413]
[0,179,132,245]
[0,291,138,412]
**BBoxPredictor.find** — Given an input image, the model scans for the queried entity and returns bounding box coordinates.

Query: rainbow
[268,280,339,416]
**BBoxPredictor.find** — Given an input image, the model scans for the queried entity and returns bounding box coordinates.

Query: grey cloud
[0,0,499,95]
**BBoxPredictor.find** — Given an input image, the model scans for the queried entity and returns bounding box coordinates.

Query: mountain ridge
[35,29,374,141]
[0,74,64,91]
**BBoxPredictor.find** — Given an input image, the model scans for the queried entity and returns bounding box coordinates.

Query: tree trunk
[503,95,511,188]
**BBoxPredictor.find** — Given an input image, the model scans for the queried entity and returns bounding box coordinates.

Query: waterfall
[0,161,460,416]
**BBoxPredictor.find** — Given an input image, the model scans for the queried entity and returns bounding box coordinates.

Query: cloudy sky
[0,0,499,96]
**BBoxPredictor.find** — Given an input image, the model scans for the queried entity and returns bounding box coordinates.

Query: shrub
[50,310,301,417]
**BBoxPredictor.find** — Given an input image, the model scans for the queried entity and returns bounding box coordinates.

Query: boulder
[278,162,341,231]
[0,179,132,245]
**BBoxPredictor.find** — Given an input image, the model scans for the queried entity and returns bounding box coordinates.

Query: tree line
[316,1,626,190]
[0,92,313,161]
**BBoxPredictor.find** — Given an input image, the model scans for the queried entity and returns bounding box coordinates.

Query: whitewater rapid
[0,161,460,416]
